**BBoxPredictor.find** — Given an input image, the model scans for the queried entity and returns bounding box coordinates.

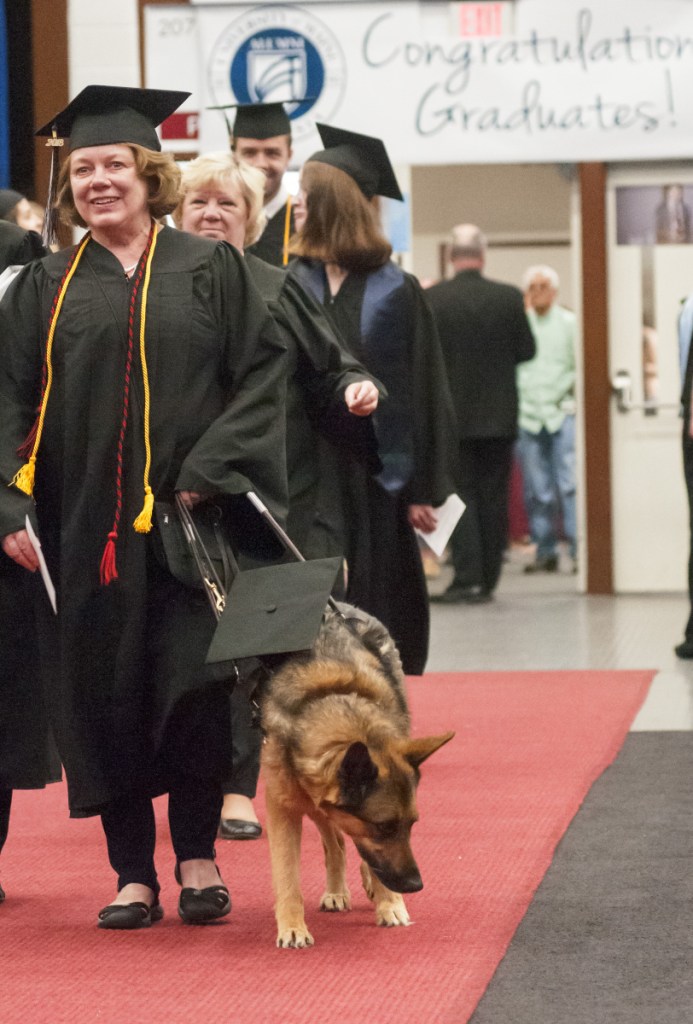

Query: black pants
[451,437,515,595]
[100,773,222,895]
[683,429,693,640]
[0,788,11,857]
[222,683,262,800]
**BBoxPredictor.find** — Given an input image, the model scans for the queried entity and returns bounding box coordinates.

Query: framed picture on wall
[616,185,693,246]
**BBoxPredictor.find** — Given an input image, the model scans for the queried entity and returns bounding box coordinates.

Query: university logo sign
[208,4,347,141]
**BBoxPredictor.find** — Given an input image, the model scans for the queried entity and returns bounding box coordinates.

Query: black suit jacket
[426,269,536,439]
[246,200,294,268]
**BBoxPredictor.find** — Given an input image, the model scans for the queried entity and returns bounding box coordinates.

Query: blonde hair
[289,160,391,272]
[56,144,182,227]
[173,152,266,247]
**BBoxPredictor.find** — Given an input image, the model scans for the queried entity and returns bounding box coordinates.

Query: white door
[607,165,693,592]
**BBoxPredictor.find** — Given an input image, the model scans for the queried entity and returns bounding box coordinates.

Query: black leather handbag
[152,492,343,669]
[152,500,236,593]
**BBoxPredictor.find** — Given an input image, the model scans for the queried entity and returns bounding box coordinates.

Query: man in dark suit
[427,224,536,603]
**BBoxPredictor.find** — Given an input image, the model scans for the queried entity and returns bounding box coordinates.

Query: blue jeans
[518,417,576,560]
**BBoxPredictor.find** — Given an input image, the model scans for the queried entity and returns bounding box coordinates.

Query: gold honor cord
[11,226,158,538]
[132,225,159,534]
[282,195,293,267]
[10,233,92,497]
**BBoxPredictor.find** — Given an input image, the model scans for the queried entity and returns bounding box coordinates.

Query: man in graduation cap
[0,84,302,928]
[226,101,295,267]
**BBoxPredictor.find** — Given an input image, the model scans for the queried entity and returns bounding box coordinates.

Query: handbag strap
[174,495,238,620]
[213,516,235,591]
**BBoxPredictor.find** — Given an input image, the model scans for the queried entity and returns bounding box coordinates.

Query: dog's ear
[338,741,379,806]
[402,732,455,769]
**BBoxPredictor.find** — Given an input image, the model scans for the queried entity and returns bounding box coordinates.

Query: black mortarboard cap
[0,189,24,219]
[208,101,293,140]
[206,556,342,663]
[35,85,190,152]
[308,124,403,201]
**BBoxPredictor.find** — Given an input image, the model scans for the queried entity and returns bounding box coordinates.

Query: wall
[68,0,140,94]
[411,163,574,302]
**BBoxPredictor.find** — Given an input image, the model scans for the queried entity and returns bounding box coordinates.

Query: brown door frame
[579,163,613,594]
[31,0,69,224]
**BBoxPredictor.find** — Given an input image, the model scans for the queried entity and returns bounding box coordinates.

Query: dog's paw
[375,896,411,928]
[320,891,351,912]
[276,925,315,949]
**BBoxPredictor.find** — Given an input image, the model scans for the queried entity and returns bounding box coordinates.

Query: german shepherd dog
[260,603,454,949]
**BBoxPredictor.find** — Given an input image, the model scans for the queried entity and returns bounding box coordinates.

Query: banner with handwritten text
[145,0,693,164]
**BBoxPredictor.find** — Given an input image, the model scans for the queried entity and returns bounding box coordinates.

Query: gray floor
[468,731,693,1024]
[427,548,693,1022]
[426,546,693,730]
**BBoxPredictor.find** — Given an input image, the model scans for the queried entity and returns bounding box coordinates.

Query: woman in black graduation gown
[0,221,59,905]
[0,87,288,929]
[175,150,381,840]
[289,126,457,676]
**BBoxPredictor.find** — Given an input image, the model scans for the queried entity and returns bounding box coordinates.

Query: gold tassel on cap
[42,126,64,250]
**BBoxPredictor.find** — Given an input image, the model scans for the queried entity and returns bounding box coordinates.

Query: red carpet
[1,671,652,1024]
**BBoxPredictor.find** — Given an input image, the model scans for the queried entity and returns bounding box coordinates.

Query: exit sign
[451,2,514,38]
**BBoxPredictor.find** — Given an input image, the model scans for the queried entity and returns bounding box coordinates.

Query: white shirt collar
[264,181,290,221]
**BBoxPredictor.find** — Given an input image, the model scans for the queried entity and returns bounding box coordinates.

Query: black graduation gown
[0,222,59,792]
[0,221,46,268]
[290,259,456,674]
[245,252,379,558]
[0,228,288,816]
[246,200,294,268]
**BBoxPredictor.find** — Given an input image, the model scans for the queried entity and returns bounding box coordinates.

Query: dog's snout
[398,871,423,894]
[373,865,423,894]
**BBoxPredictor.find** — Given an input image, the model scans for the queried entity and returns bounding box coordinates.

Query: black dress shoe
[460,589,493,604]
[97,900,163,930]
[674,639,693,659]
[524,555,559,574]
[430,585,491,604]
[175,861,231,925]
[219,818,262,840]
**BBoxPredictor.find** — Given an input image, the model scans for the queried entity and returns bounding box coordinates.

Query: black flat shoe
[175,861,231,925]
[219,817,262,840]
[97,900,163,930]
